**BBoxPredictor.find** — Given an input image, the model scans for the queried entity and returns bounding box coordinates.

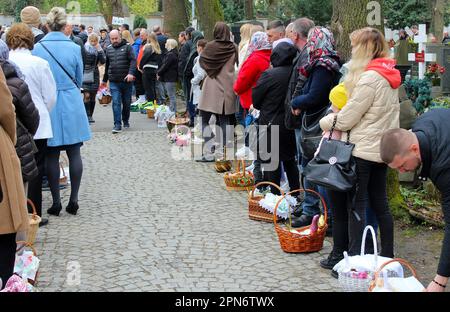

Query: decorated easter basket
[214,149,231,173]
[15,241,39,286]
[99,94,112,105]
[273,188,328,253]
[223,159,254,191]
[167,116,190,133]
[369,258,423,292]
[248,182,283,223]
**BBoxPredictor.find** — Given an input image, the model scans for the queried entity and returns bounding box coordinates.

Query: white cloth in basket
[334,226,404,278]
[259,193,296,219]
[155,105,175,128]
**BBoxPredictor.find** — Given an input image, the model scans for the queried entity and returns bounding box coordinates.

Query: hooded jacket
[234,49,271,109]
[252,43,298,161]
[320,58,401,163]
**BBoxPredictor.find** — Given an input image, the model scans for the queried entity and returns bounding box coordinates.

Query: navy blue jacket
[291,66,340,115]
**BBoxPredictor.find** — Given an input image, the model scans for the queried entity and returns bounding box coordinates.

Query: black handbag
[300,105,330,160]
[303,115,357,192]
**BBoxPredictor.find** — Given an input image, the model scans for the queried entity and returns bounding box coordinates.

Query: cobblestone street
[35,102,339,292]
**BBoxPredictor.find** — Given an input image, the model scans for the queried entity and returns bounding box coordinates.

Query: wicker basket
[15,241,39,286]
[99,95,112,105]
[368,258,419,292]
[223,159,254,191]
[167,117,190,133]
[338,270,373,292]
[273,188,328,253]
[215,159,232,172]
[26,199,41,246]
[248,182,283,223]
[146,107,156,118]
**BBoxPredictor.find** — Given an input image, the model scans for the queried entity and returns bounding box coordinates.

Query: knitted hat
[329,83,348,110]
[20,6,41,28]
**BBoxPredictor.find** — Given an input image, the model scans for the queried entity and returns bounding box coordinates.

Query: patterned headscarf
[300,27,341,77]
[246,32,271,57]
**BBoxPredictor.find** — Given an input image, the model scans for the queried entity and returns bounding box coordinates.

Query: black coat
[103,40,136,83]
[82,47,106,92]
[139,47,162,74]
[252,43,298,161]
[70,35,86,69]
[158,50,178,82]
[0,61,39,182]
[412,108,450,277]
[178,40,192,81]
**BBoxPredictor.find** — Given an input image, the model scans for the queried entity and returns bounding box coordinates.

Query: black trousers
[27,139,47,217]
[263,159,300,195]
[134,70,145,97]
[84,91,96,117]
[142,70,156,103]
[0,233,16,289]
[199,110,233,155]
[328,157,394,257]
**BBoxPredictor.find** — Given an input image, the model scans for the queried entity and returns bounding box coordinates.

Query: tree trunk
[163,0,189,38]
[430,0,446,43]
[331,0,384,63]
[98,0,126,25]
[267,0,278,19]
[244,0,254,20]
[196,0,224,40]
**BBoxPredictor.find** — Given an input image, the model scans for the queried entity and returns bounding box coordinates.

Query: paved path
[35,101,338,292]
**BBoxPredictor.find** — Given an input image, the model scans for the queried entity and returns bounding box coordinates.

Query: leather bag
[303,115,357,192]
[300,105,330,160]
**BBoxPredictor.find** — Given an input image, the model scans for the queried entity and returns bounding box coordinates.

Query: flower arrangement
[404,78,432,114]
[424,63,446,86]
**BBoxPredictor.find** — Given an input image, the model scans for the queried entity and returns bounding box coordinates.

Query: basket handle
[27,199,37,218]
[273,188,328,229]
[16,241,37,256]
[250,181,285,198]
[360,225,378,268]
[374,258,418,279]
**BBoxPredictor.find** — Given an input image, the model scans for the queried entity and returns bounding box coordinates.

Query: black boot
[320,250,344,270]
[66,202,79,215]
[47,203,62,216]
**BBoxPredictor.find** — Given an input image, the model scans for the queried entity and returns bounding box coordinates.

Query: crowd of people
[0,5,449,293]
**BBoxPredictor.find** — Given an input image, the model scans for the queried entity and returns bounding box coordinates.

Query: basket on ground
[223,159,254,191]
[369,258,423,292]
[15,241,39,286]
[248,182,283,223]
[26,199,41,246]
[167,117,190,133]
[273,188,327,253]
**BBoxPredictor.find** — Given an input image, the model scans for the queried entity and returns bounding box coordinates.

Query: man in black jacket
[178,27,194,101]
[101,30,136,133]
[380,108,450,292]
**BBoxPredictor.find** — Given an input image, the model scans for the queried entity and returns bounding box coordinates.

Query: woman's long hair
[122,30,134,45]
[344,27,389,96]
[144,32,161,54]
[239,23,252,51]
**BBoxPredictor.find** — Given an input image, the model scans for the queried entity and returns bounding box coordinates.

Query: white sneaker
[131,96,146,106]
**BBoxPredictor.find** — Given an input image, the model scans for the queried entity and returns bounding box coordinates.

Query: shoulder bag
[303,115,357,192]
[300,104,330,160]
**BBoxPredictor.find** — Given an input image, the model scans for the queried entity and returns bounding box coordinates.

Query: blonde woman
[138,32,161,105]
[238,23,252,70]
[122,29,134,45]
[82,33,106,123]
[319,27,401,276]
[157,38,179,112]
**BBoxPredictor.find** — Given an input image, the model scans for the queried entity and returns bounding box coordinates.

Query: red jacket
[233,49,271,109]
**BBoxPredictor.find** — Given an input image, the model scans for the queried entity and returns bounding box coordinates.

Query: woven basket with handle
[223,159,254,191]
[167,117,190,133]
[26,199,41,246]
[248,182,283,223]
[368,258,419,292]
[15,241,39,286]
[273,188,327,253]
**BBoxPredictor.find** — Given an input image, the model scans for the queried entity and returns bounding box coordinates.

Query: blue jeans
[164,82,177,113]
[110,81,132,127]
[156,80,166,104]
[235,98,245,128]
[301,157,330,218]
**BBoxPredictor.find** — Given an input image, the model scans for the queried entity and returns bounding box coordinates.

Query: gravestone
[426,43,450,94]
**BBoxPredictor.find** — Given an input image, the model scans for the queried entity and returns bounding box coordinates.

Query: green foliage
[125,0,159,16]
[384,0,430,29]
[430,97,450,110]
[404,78,432,114]
[220,0,245,23]
[387,169,409,221]
[133,15,147,29]
[254,0,332,25]
[15,0,28,22]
